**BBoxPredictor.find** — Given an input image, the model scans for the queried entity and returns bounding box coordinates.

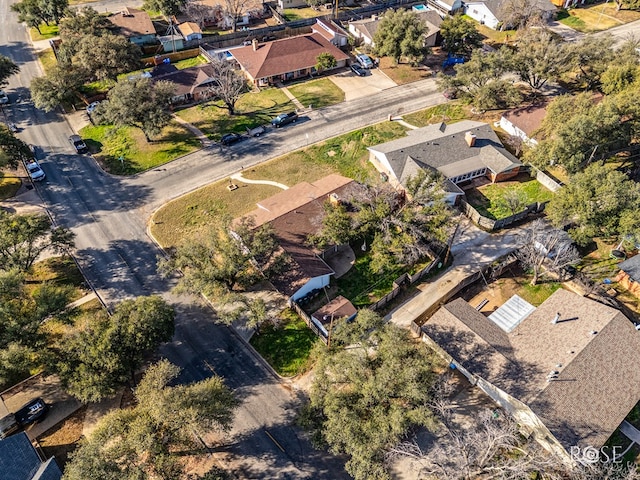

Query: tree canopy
[439,14,483,56]
[373,9,428,65]
[73,34,141,82]
[205,57,248,115]
[0,125,33,169]
[143,0,186,15]
[0,55,19,87]
[316,52,337,73]
[11,0,68,31]
[63,360,237,480]
[301,311,440,480]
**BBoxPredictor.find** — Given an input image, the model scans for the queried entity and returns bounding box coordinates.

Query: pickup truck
[271,112,298,128]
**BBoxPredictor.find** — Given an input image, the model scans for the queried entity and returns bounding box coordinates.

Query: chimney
[551,312,560,324]
[252,38,259,51]
[328,193,340,206]
[464,131,476,147]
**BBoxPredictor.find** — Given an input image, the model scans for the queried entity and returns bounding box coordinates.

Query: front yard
[0,174,22,200]
[287,78,345,109]
[465,173,554,220]
[403,103,467,128]
[377,57,433,85]
[80,122,200,175]
[558,3,640,32]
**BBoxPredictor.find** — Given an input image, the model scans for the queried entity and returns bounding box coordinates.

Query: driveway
[329,68,397,101]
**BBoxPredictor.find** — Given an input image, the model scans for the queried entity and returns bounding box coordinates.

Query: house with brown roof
[312,18,349,48]
[499,102,549,146]
[422,288,640,459]
[230,34,350,87]
[178,22,203,41]
[311,295,358,337]
[367,120,522,204]
[243,174,360,302]
[151,64,219,104]
[616,255,640,298]
[108,7,156,45]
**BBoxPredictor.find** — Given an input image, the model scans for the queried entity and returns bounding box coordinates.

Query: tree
[184,1,221,28]
[301,312,440,480]
[498,0,548,29]
[439,14,483,56]
[0,55,19,88]
[503,29,571,92]
[515,219,579,285]
[57,7,114,63]
[73,34,141,81]
[158,215,286,301]
[310,201,355,250]
[0,125,33,169]
[601,63,639,94]
[53,296,175,402]
[315,52,337,73]
[99,77,175,142]
[30,65,87,112]
[498,189,528,216]
[143,0,186,15]
[373,9,428,65]
[205,57,247,115]
[41,0,68,24]
[566,34,616,91]
[546,162,640,246]
[63,360,237,480]
[223,0,250,32]
[0,212,75,273]
[11,0,47,33]
[613,0,640,11]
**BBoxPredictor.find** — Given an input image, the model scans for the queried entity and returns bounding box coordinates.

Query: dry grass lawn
[39,406,86,468]
[378,57,434,85]
[561,2,640,32]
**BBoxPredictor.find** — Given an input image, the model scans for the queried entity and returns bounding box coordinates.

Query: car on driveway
[14,398,48,426]
[350,64,367,77]
[355,54,374,69]
[271,112,298,128]
[86,101,101,114]
[25,159,45,182]
[69,134,88,154]
[220,132,242,145]
[0,90,8,104]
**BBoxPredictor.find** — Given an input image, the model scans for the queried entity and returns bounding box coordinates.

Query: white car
[25,159,45,182]
[86,101,100,114]
[0,90,8,104]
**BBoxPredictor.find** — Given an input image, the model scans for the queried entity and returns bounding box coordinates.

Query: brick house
[151,64,220,104]
[230,34,350,87]
[367,121,522,204]
[422,289,640,460]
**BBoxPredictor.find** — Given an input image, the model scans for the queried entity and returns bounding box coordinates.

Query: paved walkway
[230,172,288,190]
[393,116,419,130]
[277,83,305,110]
[172,114,212,147]
[66,292,98,309]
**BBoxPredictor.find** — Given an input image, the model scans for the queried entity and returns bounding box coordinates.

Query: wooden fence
[291,301,328,344]
[459,199,548,232]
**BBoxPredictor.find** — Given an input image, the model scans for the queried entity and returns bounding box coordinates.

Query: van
[356,54,374,69]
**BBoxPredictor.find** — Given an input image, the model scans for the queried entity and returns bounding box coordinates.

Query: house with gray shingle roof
[108,7,156,45]
[616,255,640,298]
[0,432,62,480]
[422,288,640,460]
[463,0,556,30]
[367,120,522,204]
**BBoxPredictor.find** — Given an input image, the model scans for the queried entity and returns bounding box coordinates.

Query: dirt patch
[38,405,86,467]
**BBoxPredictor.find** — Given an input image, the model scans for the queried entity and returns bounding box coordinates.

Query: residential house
[178,22,203,41]
[230,34,350,86]
[108,7,156,45]
[311,295,358,337]
[151,63,220,104]
[348,7,443,48]
[464,0,556,30]
[616,255,640,298]
[195,0,264,29]
[367,120,522,204]
[422,289,640,460]
[242,175,361,302]
[499,102,549,146]
[426,0,462,16]
[158,34,185,52]
[312,18,350,48]
[0,431,62,480]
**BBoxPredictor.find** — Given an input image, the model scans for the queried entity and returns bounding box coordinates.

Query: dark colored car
[69,134,88,154]
[443,88,459,100]
[350,64,367,77]
[271,112,298,128]
[0,414,19,439]
[14,398,48,426]
[220,132,242,145]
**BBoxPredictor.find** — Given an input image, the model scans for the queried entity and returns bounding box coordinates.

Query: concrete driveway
[329,68,397,101]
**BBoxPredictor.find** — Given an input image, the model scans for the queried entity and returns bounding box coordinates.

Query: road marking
[264,429,285,453]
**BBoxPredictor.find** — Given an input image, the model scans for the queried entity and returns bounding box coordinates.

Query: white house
[312,18,350,48]
[426,0,463,15]
[464,0,556,30]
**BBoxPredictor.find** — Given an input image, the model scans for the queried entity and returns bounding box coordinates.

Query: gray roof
[350,9,443,41]
[0,432,61,480]
[472,0,556,18]
[423,289,640,450]
[619,255,640,281]
[368,121,521,183]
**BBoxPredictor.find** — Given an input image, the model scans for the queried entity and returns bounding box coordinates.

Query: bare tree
[516,219,580,285]
[224,0,250,32]
[184,1,222,28]
[206,57,248,115]
[503,134,525,157]
[500,189,529,216]
[498,0,547,29]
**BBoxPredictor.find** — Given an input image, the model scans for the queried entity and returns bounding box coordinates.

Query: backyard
[464,173,554,220]
[79,122,200,175]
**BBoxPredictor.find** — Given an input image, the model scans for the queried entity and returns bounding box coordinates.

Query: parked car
[25,159,45,182]
[69,134,88,154]
[0,90,8,104]
[0,414,19,439]
[220,132,242,145]
[14,398,48,426]
[350,64,367,77]
[271,112,298,128]
[86,101,101,114]
[443,88,459,100]
[355,53,374,69]
[247,125,265,137]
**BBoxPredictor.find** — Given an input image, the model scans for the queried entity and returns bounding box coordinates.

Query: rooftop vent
[551,312,560,324]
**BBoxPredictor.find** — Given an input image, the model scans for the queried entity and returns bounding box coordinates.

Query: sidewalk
[276,83,305,110]
[230,172,288,190]
[172,114,212,147]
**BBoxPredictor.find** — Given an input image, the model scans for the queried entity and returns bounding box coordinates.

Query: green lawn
[0,175,22,200]
[465,173,554,220]
[37,49,57,75]
[557,3,639,32]
[557,9,589,31]
[518,282,561,306]
[30,24,59,41]
[288,78,345,109]
[80,122,200,175]
[282,7,325,20]
[403,103,467,128]
[26,256,88,302]
[250,309,319,377]
[176,88,293,141]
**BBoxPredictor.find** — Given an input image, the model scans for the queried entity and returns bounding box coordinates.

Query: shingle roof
[469,0,556,18]
[108,7,155,38]
[230,33,350,81]
[619,255,640,281]
[502,102,549,138]
[152,64,218,97]
[368,121,521,182]
[350,9,443,41]
[0,432,61,480]
[178,22,202,37]
[423,289,640,450]
[312,295,357,326]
